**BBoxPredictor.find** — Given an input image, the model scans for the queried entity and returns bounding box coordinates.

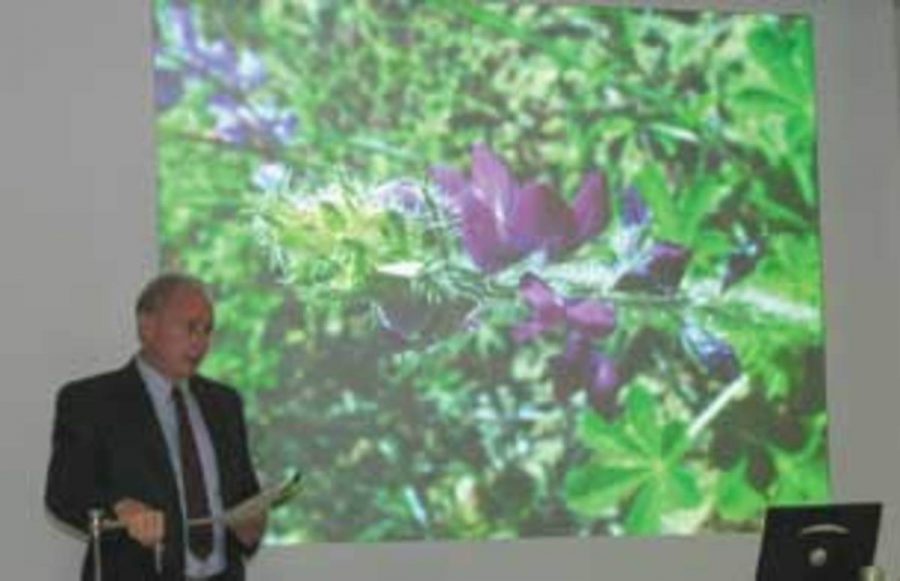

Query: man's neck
[136,351,182,384]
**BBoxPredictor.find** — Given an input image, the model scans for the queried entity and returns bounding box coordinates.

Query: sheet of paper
[222,471,302,527]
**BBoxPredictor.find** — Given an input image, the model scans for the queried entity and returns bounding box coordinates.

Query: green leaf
[623,387,661,456]
[789,20,815,96]
[649,122,699,144]
[715,457,767,523]
[747,181,810,230]
[785,114,813,148]
[577,411,646,460]
[732,87,798,116]
[680,178,731,243]
[624,481,663,534]
[661,422,691,462]
[747,27,807,101]
[595,116,636,141]
[633,163,679,242]
[771,455,830,505]
[567,389,702,532]
[564,463,647,516]
[770,419,831,505]
[320,202,348,230]
[666,466,703,509]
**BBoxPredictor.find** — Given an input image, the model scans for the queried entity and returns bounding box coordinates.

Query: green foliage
[156,1,827,542]
[714,457,766,524]
[565,388,702,535]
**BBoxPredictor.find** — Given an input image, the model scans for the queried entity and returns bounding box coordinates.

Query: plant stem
[687,375,749,441]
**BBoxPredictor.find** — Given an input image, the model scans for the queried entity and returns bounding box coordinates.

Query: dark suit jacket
[45,361,261,581]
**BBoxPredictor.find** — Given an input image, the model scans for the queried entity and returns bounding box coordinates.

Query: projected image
[154,1,828,542]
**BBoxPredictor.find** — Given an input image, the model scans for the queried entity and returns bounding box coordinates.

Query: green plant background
[155,1,828,543]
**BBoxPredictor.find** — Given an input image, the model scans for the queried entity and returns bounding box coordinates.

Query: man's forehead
[165,286,213,314]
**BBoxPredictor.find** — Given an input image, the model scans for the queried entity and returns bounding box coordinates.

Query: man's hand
[229,512,267,549]
[113,498,165,548]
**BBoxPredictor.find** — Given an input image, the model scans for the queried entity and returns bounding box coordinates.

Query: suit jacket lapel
[117,361,181,504]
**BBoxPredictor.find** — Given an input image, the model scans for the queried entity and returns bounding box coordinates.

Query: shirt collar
[136,354,189,400]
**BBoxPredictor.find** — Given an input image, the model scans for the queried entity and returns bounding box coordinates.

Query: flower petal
[587,353,622,418]
[721,239,764,292]
[471,143,514,214]
[614,241,692,295]
[622,185,650,228]
[549,333,593,402]
[432,160,522,273]
[200,39,239,81]
[372,178,427,216]
[429,166,469,200]
[518,273,566,325]
[169,6,200,55]
[510,320,547,343]
[237,50,267,92]
[508,181,573,256]
[564,299,617,339]
[154,68,184,112]
[208,91,240,110]
[458,193,521,273]
[646,242,692,292]
[680,324,741,383]
[568,171,609,249]
[265,110,298,145]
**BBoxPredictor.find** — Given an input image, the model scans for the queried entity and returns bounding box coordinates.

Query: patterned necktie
[171,385,214,558]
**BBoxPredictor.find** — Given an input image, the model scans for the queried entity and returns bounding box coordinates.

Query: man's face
[139,286,214,381]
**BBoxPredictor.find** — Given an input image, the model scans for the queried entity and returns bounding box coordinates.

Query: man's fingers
[115,499,165,547]
[135,511,165,546]
[231,513,267,548]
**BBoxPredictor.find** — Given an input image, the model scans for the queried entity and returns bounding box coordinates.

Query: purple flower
[721,239,764,292]
[621,185,650,229]
[371,179,428,216]
[153,68,184,112]
[586,353,621,417]
[548,333,592,401]
[614,241,692,295]
[511,273,616,343]
[252,162,291,192]
[512,273,623,415]
[235,51,267,92]
[680,324,741,383]
[209,95,297,147]
[549,336,622,417]
[431,144,609,273]
[166,7,267,93]
[169,6,199,54]
[195,39,239,80]
[156,5,296,148]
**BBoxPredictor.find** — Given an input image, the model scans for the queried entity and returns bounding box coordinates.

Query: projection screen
[154,0,829,545]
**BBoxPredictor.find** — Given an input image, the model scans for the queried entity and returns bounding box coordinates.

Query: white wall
[1,1,897,579]
[0,1,158,577]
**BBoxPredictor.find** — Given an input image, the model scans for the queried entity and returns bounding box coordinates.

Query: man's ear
[137,313,153,344]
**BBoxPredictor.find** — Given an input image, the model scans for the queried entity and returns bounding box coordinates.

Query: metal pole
[90,510,164,576]
[88,509,103,581]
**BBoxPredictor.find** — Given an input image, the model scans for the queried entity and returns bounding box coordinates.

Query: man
[46,273,266,580]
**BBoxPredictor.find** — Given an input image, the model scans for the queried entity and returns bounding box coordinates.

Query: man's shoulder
[193,374,243,401]
[57,362,138,398]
